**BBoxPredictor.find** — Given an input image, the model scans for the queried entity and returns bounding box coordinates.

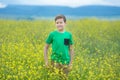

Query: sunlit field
[0,19,120,80]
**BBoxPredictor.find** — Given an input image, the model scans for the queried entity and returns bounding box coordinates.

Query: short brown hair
[55,14,66,22]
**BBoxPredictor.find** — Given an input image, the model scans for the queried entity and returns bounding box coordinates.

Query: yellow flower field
[0,19,120,80]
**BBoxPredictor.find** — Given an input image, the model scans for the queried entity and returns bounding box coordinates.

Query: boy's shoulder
[65,31,72,34]
[65,31,73,36]
[49,30,57,34]
[48,31,57,37]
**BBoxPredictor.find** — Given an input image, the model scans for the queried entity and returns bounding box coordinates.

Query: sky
[0,0,120,8]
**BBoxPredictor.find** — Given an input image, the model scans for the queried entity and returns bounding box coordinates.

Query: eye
[60,22,63,24]
[56,22,59,24]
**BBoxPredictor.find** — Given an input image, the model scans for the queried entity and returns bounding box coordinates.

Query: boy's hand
[45,62,49,68]
[68,63,72,70]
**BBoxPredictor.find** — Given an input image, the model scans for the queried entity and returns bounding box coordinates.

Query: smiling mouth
[58,26,62,27]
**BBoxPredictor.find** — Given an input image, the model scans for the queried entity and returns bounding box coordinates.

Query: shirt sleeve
[45,32,53,44]
[69,33,74,45]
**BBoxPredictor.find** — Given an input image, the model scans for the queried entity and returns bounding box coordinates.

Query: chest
[53,33,70,45]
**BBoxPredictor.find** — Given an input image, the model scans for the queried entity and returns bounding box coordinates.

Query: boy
[44,15,74,75]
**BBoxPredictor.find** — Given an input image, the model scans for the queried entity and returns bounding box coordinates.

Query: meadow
[0,19,120,80]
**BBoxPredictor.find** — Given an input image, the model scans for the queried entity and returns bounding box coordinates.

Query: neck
[57,29,65,33]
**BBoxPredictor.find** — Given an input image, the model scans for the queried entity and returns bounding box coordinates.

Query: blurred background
[0,0,120,20]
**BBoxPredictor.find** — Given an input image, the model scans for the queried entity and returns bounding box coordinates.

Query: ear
[64,22,67,24]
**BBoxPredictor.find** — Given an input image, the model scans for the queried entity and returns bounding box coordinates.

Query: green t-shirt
[46,30,74,65]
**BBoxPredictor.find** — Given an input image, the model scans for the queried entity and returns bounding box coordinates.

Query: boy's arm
[69,45,74,67]
[44,44,50,67]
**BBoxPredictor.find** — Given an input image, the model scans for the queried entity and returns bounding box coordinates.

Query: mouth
[57,26,62,28]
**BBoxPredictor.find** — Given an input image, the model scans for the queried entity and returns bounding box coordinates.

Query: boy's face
[55,18,66,31]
